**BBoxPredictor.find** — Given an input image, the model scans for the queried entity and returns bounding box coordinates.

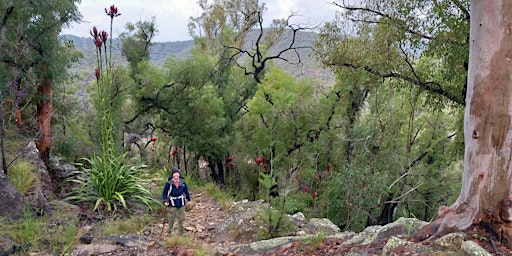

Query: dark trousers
[167,206,185,234]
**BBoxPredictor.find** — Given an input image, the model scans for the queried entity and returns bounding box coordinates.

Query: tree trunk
[413,0,512,247]
[36,76,52,165]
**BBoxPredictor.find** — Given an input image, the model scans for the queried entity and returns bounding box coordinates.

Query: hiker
[162,167,192,235]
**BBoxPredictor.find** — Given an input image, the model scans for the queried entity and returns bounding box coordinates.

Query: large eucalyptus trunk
[414,0,512,247]
[36,75,52,165]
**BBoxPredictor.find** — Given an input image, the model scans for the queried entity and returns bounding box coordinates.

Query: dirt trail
[154,191,232,254]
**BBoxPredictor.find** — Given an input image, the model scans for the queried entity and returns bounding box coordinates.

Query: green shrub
[283,192,312,214]
[256,206,296,240]
[7,161,37,195]
[67,153,160,212]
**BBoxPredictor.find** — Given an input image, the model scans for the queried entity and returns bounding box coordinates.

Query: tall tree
[0,0,80,215]
[120,18,157,82]
[413,0,512,249]
[0,0,80,165]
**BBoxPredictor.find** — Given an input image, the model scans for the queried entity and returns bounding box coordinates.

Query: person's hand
[164,202,169,207]
[187,201,193,207]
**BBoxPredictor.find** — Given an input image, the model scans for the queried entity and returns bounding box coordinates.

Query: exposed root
[412,205,473,244]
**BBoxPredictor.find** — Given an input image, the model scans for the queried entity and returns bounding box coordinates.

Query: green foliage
[7,161,37,195]
[283,192,312,215]
[162,236,210,256]
[316,78,462,231]
[120,18,158,74]
[67,153,160,212]
[255,206,296,240]
[201,182,233,210]
[144,54,234,163]
[102,215,157,235]
[316,0,468,106]
[254,171,297,239]
[0,208,81,254]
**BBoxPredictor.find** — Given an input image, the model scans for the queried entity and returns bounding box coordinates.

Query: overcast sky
[61,0,338,42]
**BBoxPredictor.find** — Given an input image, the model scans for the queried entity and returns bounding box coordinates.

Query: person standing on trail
[162,167,192,235]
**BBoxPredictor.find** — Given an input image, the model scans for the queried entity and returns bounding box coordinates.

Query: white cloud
[61,0,336,42]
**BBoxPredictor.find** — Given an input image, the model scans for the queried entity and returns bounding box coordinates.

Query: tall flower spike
[94,37,102,48]
[105,5,121,18]
[100,31,108,43]
[90,26,98,38]
[95,68,100,80]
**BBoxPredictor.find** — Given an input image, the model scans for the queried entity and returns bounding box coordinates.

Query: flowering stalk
[91,5,121,159]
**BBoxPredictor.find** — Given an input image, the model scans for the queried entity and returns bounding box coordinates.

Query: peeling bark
[36,75,52,165]
[413,0,512,246]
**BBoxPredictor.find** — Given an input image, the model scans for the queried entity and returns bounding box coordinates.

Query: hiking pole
[160,205,167,238]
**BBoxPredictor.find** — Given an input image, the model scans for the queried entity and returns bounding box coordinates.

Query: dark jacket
[162,176,190,208]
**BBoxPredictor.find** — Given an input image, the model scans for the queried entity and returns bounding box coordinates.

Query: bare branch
[326,61,465,105]
[219,10,314,83]
[332,1,467,47]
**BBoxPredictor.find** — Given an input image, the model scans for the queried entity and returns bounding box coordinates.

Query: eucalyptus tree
[0,0,80,166]
[133,53,230,182]
[411,0,512,248]
[0,0,80,215]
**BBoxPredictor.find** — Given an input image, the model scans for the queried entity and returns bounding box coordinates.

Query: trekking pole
[160,205,167,238]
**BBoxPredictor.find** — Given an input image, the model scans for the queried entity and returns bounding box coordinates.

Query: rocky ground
[68,190,512,256]
[72,191,231,255]
[2,189,508,255]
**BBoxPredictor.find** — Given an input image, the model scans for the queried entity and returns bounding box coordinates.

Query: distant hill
[63,34,194,72]
[63,30,333,84]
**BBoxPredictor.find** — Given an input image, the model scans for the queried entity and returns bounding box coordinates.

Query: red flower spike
[302,185,309,192]
[326,162,331,173]
[105,5,121,18]
[263,165,269,171]
[151,137,157,142]
[226,157,233,162]
[94,37,102,48]
[313,191,318,197]
[90,26,98,38]
[100,31,108,43]
[170,149,178,156]
[255,157,265,165]
[95,68,100,80]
